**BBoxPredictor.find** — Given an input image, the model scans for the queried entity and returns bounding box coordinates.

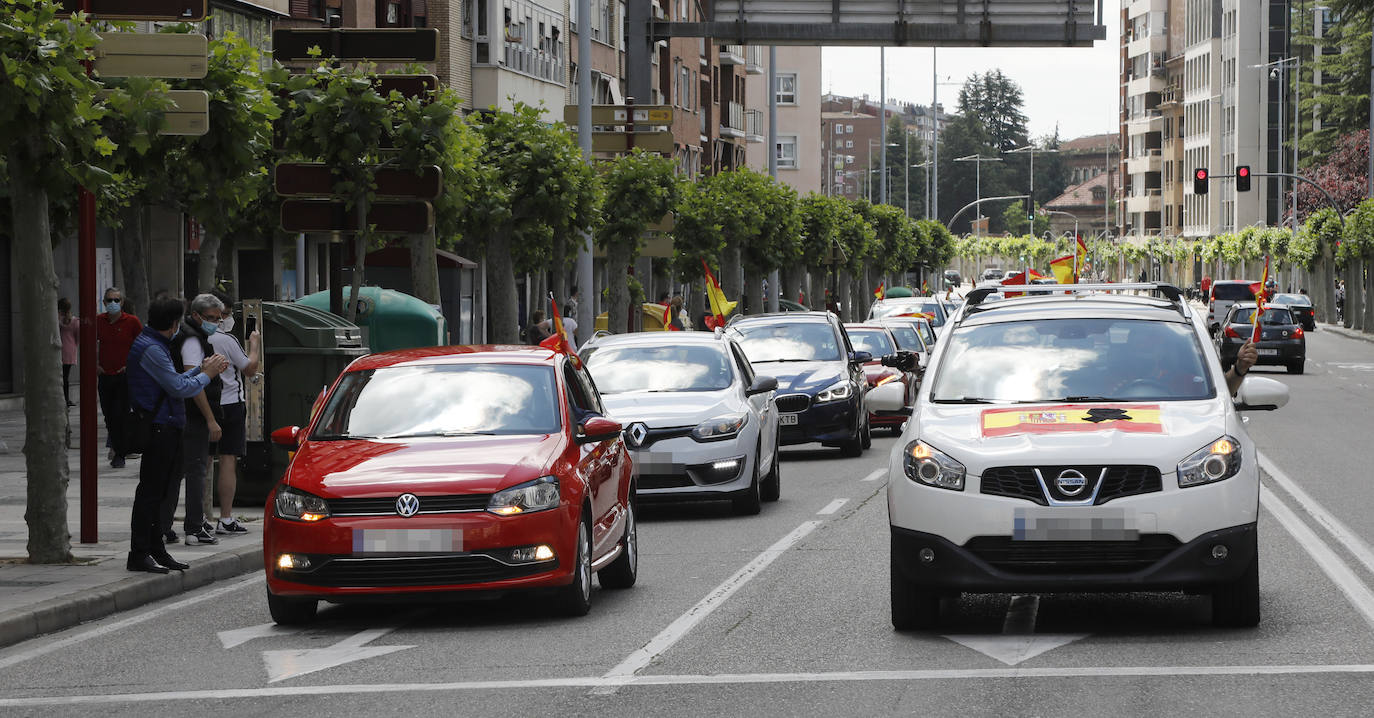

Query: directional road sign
[58,0,205,20]
[275,164,444,201]
[94,32,207,79]
[591,130,675,154]
[280,200,434,235]
[100,88,208,135]
[564,105,675,126]
[273,29,440,63]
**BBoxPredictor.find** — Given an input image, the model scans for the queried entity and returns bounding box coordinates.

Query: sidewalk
[0,398,264,649]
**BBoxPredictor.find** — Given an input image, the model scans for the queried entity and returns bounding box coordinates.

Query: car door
[564,361,622,558]
[836,322,867,405]
[731,341,776,465]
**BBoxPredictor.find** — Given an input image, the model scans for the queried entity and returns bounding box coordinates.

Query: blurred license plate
[779,413,799,425]
[1013,509,1137,541]
[353,529,460,553]
[1258,348,1278,356]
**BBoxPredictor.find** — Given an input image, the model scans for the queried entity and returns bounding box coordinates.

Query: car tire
[266,589,317,626]
[890,548,940,631]
[761,443,781,502]
[554,518,593,617]
[732,450,763,515]
[1211,555,1260,628]
[599,500,638,589]
[861,416,872,449]
[840,416,864,458]
[1287,361,1304,375]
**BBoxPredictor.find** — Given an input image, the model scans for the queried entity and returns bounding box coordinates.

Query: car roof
[730,311,833,325]
[585,331,726,348]
[1213,279,1256,285]
[956,294,1191,327]
[843,323,892,331]
[346,345,560,372]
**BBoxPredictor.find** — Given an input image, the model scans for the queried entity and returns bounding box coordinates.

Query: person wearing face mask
[163,293,226,547]
[207,291,260,534]
[96,287,143,468]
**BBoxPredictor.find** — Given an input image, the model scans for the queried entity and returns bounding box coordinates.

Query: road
[2,328,1373,716]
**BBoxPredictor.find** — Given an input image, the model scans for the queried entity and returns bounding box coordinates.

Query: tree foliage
[1293,129,1369,221]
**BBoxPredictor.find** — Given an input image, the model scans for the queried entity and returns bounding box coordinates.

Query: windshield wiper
[931,396,994,404]
[1062,396,1125,402]
[379,430,497,439]
[756,358,817,363]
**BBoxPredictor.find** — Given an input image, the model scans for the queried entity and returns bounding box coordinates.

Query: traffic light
[1236,165,1251,192]
[1193,168,1209,195]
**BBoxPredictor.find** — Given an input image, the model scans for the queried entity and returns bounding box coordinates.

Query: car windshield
[1212,283,1255,301]
[311,364,561,439]
[1231,307,1294,325]
[882,323,926,352]
[983,269,1004,279]
[846,328,895,357]
[871,300,945,326]
[1274,293,1311,306]
[731,322,842,362]
[582,343,734,394]
[930,318,1216,403]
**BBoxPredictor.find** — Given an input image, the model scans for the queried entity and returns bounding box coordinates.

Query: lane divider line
[1260,486,1374,633]
[1260,450,1374,579]
[599,519,823,681]
[860,469,885,482]
[817,499,848,516]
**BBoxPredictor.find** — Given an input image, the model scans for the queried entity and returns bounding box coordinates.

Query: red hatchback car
[263,346,636,624]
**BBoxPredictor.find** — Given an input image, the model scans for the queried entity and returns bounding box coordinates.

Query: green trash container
[234,300,368,504]
[297,286,447,353]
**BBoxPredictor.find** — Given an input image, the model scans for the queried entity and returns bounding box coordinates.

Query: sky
[820,8,1121,142]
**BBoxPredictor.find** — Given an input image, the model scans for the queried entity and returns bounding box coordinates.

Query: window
[845,124,853,133]
[775,73,797,104]
[845,140,853,149]
[835,124,845,135]
[845,156,853,164]
[776,135,798,169]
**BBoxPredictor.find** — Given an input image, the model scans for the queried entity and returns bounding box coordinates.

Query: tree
[796,193,842,304]
[938,70,1031,234]
[835,199,877,320]
[936,113,999,234]
[672,168,778,307]
[1294,3,1372,164]
[598,150,679,333]
[877,115,926,217]
[1293,130,1369,221]
[1033,128,1070,207]
[1001,201,1051,236]
[742,177,801,314]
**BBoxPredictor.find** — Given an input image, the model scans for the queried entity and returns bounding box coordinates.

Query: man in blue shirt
[125,297,229,573]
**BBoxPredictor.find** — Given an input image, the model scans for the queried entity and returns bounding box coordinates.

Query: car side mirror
[577,416,623,444]
[747,375,778,396]
[1234,376,1290,411]
[880,351,917,373]
[271,426,301,447]
[849,350,873,364]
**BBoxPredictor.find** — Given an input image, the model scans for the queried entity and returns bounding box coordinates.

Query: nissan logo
[626,422,649,448]
[1055,469,1088,497]
[395,493,420,517]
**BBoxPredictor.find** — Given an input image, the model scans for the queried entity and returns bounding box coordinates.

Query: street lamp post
[867,139,897,203]
[912,161,933,218]
[953,154,1004,230]
[1006,144,1059,225]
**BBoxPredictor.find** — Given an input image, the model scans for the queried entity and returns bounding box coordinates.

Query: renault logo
[1055,469,1088,497]
[626,422,649,448]
[395,493,420,517]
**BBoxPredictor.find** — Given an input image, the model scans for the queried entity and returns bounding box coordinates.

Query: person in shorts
[208,292,260,534]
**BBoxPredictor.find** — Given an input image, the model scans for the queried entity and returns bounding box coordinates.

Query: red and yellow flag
[874,282,885,300]
[981,404,1164,438]
[921,280,929,295]
[702,260,737,329]
[662,303,681,331]
[540,293,574,356]
[1074,236,1089,282]
[1049,254,1075,285]
[1248,256,1271,343]
[1000,268,1043,298]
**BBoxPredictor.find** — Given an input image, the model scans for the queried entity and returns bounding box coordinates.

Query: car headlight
[692,413,748,442]
[1177,436,1242,488]
[487,476,561,516]
[902,440,965,491]
[274,486,330,522]
[816,380,853,403]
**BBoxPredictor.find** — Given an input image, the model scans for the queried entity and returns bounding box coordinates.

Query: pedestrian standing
[208,293,259,534]
[58,297,78,407]
[96,287,142,468]
[564,286,580,319]
[162,293,226,547]
[524,310,550,345]
[125,297,228,573]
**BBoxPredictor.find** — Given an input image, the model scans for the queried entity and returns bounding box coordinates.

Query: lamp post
[867,139,897,203]
[953,154,1004,228]
[1006,144,1059,222]
[912,161,933,218]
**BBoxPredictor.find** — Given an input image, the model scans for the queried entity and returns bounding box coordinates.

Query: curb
[1320,323,1374,345]
[0,543,262,650]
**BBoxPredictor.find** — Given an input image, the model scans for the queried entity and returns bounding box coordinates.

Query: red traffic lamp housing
[1193,168,1209,195]
[1236,165,1251,192]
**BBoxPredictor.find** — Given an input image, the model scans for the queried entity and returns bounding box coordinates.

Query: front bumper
[629,433,754,501]
[1219,337,1305,365]
[779,396,859,445]
[891,522,1257,593]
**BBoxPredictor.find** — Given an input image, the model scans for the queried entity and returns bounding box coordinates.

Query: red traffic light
[1237,167,1249,177]
[1195,169,1208,180]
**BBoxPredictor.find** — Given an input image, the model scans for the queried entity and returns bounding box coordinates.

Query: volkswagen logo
[395,493,421,517]
[1055,469,1088,497]
[626,422,649,448]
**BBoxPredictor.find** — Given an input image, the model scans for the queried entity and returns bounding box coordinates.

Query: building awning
[211,0,290,18]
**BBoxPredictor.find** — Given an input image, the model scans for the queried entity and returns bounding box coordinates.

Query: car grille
[980,465,1162,505]
[776,394,812,413]
[636,473,695,490]
[963,535,1182,574]
[282,554,554,587]
[327,494,491,516]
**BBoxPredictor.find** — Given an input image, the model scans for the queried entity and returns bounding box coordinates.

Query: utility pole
[573,0,593,343]
[879,48,887,205]
[932,48,938,221]
[953,154,1003,228]
[767,45,780,313]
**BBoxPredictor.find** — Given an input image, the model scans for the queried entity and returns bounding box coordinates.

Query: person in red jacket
[96,288,143,468]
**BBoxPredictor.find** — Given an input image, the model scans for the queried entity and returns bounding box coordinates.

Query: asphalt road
[3,329,1374,716]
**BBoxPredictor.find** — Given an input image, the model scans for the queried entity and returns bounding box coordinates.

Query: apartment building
[745,47,823,194]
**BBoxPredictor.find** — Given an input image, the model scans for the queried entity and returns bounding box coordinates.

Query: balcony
[721,101,746,140]
[745,108,764,143]
[1127,32,1167,61]
[1127,72,1166,96]
[719,45,746,66]
[745,45,764,75]
[1127,111,1164,135]
[1125,149,1162,175]
[1125,189,1162,215]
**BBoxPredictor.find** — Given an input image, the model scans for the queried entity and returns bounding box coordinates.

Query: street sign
[58,0,205,20]
[94,32,207,79]
[594,235,673,259]
[564,105,675,126]
[649,214,674,232]
[591,131,675,154]
[275,164,444,201]
[375,74,438,98]
[280,199,434,234]
[100,88,208,135]
[272,29,440,63]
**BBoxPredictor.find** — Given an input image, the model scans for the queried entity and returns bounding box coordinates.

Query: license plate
[353,529,461,553]
[779,413,799,425]
[1013,508,1138,541]
[1258,348,1278,356]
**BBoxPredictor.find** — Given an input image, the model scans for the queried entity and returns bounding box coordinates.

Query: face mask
[201,320,219,336]
[105,301,121,314]
[218,316,235,333]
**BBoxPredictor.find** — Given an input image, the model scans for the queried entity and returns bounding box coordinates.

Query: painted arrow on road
[263,627,415,683]
[943,595,1089,666]
[217,623,304,649]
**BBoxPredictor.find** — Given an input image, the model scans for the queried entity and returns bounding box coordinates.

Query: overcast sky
[820,9,1121,142]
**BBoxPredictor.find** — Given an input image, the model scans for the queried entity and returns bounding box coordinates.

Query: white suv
[887,283,1290,630]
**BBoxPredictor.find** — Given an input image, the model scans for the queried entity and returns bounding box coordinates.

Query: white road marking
[1260,452,1374,580]
[600,520,823,681]
[860,469,885,482]
[817,499,848,515]
[943,595,1089,666]
[1261,485,1374,632]
[217,623,303,650]
[263,627,414,683]
[0,574,262,670]
[9,664,1374,705]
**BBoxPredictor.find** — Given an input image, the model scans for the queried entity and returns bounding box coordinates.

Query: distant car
[779,298,810,312]
[943,270,962,288]
[263,346,636,625]
[877,315,937,352]
[1207,280,1258,335]
[844,323,921,435]
[1216,302,1306,374]
[868,297,950,329]
[981,268,1005,282]
[874,318,931,361]
[726,312,871,457]
[580,332,781,515]
[1272,293,1315,330]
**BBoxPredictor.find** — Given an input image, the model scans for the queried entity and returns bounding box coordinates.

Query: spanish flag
[663,303,681,331]
[921,280,929,295]
[1075,236,1089,282]
[1049,254,1075,285]
[1000,268,1043,298]
[702,260,737,329]
[540,293,575,356]
[1249,256,1270,344]
[874,282,885,300]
